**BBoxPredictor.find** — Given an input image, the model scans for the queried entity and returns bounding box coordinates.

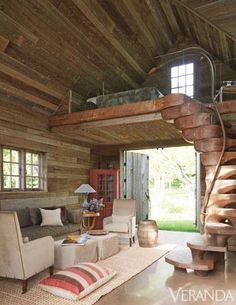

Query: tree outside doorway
[132,146,197,232]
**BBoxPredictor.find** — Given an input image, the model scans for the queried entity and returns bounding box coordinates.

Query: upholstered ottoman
[54,239,98,269]
[88,233,119,260]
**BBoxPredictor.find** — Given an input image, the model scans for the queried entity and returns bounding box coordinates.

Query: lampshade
[74,184,96,194]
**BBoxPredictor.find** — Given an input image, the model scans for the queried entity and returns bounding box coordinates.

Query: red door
[90,169,119,229]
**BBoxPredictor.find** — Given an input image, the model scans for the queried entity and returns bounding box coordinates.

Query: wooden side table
[82,212,100,231]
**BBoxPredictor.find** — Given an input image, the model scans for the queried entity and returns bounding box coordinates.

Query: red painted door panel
[90,169,119,229]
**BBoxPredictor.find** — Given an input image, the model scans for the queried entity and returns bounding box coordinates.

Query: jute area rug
[0,243,174,305]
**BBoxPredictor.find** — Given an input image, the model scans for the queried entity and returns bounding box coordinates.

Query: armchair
[103,199,136,247]
[0,211,54,293]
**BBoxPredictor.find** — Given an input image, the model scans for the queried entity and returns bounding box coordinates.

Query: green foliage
[132,146,196,193]
[170,178,182,189]
[157,220,198,232]
[166,205,184,214]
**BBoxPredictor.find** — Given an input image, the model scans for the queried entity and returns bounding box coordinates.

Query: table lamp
[74,184,96,209]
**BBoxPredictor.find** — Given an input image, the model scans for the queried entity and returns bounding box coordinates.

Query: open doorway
[122,146,198,232]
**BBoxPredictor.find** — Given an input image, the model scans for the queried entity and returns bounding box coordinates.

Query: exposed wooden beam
[48,0,139,88]
[72,0,146,78]
[0,10,39,46]
[3,0,116,93]
[0,35,9,52]
[159,0,181,35]
[145,0,174,48]
[0,52,64,100]
[173,0,236,42]
[74,113,163,129]
[121,1,157,53]
[49,96,170,127]
[51,113,163,133]
[0,81,58,111]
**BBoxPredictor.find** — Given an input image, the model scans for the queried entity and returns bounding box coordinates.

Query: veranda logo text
[169,288,234,303]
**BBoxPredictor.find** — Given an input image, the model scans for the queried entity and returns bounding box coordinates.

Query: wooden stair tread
[206,223,236,235]
[165,247,214,271]
[208,208,236,218]
[208,194,236,207]
[186,235,227,252]
[211,100,236,115]
[211,179,236,194]
[205,165,236,180]
[201,152,236,166]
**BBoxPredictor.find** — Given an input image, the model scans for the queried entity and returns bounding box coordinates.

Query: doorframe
[119,149,125,199]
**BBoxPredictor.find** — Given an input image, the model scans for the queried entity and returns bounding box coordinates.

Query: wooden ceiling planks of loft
[0,0,235,118]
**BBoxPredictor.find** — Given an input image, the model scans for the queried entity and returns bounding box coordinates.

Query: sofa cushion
[67,209,82,224]
[39,263,116,300]
[104,222,129,233]
[29,207,42,225]
[40,208,63,226]
[60,207,69,224]
[16,207,32,228]
[21,223,81,241]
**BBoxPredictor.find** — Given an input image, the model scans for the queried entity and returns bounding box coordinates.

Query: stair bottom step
[165,247,215,272]
[187,234,227,252]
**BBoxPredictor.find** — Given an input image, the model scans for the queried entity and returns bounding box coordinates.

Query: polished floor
[96,231,236,305]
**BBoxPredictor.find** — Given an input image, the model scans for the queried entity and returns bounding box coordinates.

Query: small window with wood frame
[1,147,46,192]
[171,63,194,97]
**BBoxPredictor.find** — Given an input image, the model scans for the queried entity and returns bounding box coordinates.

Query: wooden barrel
[137,220,158,247]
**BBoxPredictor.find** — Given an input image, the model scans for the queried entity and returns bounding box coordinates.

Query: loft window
[1,147,46,192]
[171,63,194,97]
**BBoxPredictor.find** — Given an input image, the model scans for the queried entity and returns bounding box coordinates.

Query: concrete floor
[96,231,236,305]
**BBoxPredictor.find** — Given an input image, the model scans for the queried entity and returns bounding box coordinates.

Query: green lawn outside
[157,220,198,232]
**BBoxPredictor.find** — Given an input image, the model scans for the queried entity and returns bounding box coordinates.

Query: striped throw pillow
[39,263,116,300]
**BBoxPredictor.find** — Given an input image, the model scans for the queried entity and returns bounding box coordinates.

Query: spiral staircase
[162,94,236,276]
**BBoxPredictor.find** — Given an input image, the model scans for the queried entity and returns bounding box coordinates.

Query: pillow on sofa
[39,263,116,300]
[30,206,69,225]
[16,207,32,228]
[67,209,82,224]
[29,207,42,225]
[40,208,63,226]
[60,206,69,224]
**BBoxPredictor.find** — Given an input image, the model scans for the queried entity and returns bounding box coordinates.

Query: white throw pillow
[40,208,63,226]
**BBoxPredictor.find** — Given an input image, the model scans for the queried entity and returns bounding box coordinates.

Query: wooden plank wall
[0,97,96,208]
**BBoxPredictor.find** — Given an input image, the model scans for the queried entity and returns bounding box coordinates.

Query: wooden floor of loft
[95,231,236,305]
[48,94,189,149]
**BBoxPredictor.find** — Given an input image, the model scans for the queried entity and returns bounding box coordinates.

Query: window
[25,152,41,190]
[1,147,46,191]
[3,148,20,190]
[171,63,194,97]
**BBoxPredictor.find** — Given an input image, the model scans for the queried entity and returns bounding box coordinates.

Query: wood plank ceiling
[0,0,235,115]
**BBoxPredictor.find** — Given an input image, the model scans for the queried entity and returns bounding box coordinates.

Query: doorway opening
[122,146,199,232]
